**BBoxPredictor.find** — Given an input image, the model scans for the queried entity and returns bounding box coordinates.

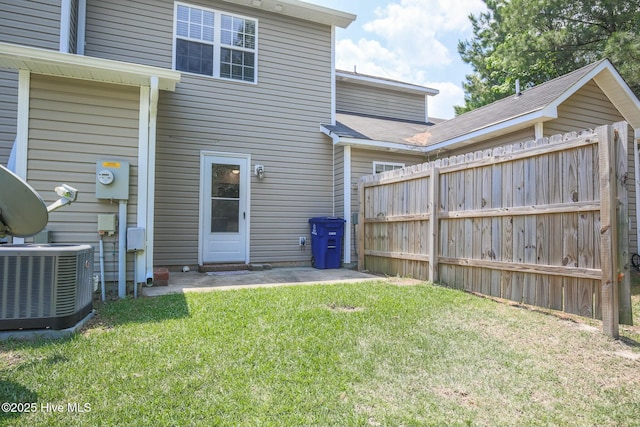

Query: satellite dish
[0,164,48,237]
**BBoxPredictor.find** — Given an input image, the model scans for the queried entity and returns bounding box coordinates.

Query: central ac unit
[0,244,94,331]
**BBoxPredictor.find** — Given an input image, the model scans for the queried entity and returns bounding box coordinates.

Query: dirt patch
[1,351,24,368]
[80,314,113,336]
[388,277,425,286]
[325,303,365,313]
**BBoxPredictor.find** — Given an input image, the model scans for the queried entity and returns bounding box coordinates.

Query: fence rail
[358,122,632,337]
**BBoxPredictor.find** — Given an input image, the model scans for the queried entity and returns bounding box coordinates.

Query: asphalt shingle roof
[423,60,606,146]
[325,60,607,149]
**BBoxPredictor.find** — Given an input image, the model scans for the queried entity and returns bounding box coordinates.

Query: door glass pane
[211,200,239,232]
[211,163,241,233]
[211,164,240,198]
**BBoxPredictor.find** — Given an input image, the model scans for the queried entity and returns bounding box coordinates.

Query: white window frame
[373,161,405,174]
[173,2,258,84]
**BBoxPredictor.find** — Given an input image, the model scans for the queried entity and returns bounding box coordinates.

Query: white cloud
[362,0,485,68]
[335,0,485,118]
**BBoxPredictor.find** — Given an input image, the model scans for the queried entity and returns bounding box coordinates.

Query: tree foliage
[456,0,640,115]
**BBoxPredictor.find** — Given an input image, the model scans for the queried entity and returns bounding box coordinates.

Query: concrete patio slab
[142,267,383,297]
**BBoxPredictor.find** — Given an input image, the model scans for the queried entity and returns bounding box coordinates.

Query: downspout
[59,0,71,53]
[146,76,159,282]
[118,200,127,298]
[330,25,336,217]
[343,145,351,264]
[136,85,151,285]
[13,70,30,245]
[635,129,640,254]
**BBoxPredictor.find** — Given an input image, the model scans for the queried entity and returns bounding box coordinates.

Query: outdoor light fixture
[254,164,265,180]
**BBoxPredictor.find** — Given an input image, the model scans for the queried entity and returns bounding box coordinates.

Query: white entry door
[201,154,249,263]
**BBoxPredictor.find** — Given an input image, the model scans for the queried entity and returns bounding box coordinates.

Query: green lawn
[2,281,640,426]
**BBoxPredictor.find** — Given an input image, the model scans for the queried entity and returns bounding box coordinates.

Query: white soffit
[222,0,356,28]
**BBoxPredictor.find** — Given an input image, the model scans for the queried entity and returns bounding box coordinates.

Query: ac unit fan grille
[1,255,55,319]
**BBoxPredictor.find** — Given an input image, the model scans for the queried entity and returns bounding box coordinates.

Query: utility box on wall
[127,227,145,252]
[96,160,130,200]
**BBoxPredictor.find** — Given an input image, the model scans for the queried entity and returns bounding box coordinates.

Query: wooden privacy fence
[358,122,632,338]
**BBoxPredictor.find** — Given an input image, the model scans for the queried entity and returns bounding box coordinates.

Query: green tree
[456,0,640,115]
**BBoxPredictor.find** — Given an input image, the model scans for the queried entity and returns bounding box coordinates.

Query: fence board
[358,123,628,337]
[536,137,550,308]
[491,147,503,297]
[524,140,537,305]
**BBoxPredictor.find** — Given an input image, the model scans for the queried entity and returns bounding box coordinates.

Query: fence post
[598,124,620,338]
[614,122,633,325]
[428,167,440,283]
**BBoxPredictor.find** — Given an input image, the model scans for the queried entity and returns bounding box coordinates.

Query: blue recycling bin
[308,217,346,269]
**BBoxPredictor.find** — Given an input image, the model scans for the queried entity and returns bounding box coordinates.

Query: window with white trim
[373,161,405,174]
[174,2,257,82]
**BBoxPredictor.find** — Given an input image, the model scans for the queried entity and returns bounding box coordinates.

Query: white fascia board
[593,64,640,129]
[341,137,426,154]
[546,60,613,113]
[220,0,356,28]
[0,42,180,91]
[423,109,558,154]
[335,70,439,96]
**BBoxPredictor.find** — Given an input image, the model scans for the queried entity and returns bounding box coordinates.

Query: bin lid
[308,216,345,223]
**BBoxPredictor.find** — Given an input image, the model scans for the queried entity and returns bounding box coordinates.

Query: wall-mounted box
[127,227,145,252]
[98,214,117,234]
[96,160,130,200]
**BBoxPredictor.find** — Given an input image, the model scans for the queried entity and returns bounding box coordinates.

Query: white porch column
[145,76,159,281]
[534,122,544,140]
[343,145,351,264]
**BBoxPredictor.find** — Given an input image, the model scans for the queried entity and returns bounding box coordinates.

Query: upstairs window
[373,162,405,174]
[174,2,257,83]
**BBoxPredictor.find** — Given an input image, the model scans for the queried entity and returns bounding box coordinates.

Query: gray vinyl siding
[27,75,140,280]
[153,8,335,265]
[544,82,625,135]
[0,70,17,166]
[84,0,338,265]
[85,0,173,68]
[336,81,426,122]
[349,149,426,261]
[0,0,61,50]
[0,0,61,165]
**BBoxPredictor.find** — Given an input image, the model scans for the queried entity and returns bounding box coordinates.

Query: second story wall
[1,0,61,50]
[84,0,338,265]
[336,80,426,122]
[0,0,62,164]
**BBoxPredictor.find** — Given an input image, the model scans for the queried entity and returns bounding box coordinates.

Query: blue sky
[305,0,487,119]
